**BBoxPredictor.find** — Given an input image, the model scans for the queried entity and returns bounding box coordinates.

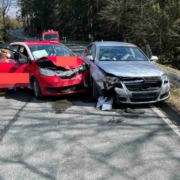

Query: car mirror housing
[18,57,28,64]
[150,55,158,62]
[85,55,93,61]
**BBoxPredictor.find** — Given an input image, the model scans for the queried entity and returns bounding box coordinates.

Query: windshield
[97,46,148,61]
[43,34,58,40]
[29,44,74,60]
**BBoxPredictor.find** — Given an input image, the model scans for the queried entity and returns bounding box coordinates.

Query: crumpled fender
[89,61,105,89]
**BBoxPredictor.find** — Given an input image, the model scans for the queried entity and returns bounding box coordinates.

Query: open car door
[0,47,29,88]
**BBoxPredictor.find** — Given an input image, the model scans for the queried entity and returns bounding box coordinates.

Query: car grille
[122,77,162,92]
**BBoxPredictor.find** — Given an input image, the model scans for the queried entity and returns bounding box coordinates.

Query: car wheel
[92,79,100,100]
[5,88,16,94]
[33,78,43,99]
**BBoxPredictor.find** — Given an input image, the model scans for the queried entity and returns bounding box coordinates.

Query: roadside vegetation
[156,63,180,114]
[0,0,23,43]
[17,0,180,69]
[165,88,180,114]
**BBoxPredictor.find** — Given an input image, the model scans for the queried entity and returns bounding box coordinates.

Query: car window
[19,46,29,58]
[43,34,58,40]
[11,45,18,52]
[97,46,148,61]
[86,45,95,58]
[91,45,96,58]
[29,44,74,60]
[87,45,92,56]
[11,45,29,62]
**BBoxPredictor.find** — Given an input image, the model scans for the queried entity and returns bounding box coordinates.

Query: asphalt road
[0,30,180,180]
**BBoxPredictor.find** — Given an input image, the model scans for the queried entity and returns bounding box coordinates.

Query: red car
[0,41,89,98]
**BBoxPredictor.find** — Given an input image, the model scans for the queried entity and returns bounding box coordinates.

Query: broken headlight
[79,63,87,73]
[161,74,169,84]
[39,68,56,76]
[106,76,120,84]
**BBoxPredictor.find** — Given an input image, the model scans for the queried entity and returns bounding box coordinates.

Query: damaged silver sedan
[81,41,170,104]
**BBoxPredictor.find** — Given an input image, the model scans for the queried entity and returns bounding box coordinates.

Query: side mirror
[18,57,28,64]
[85,55,93,61]
[150,55,158,62]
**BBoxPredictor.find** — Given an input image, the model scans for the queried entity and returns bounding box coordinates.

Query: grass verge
[165,88,180,114]
[156,62,180,75]
[156,62,180,115]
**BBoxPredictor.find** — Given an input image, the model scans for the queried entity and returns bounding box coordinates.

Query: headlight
[161,74,169,84]
[106,76,120,84]
[39,68,56,76]
[79,63,87,72]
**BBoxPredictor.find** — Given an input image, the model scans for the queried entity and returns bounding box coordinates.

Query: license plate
[132,92,157,99]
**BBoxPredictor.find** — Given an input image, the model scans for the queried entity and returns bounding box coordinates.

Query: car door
[0,44,30,88]
[85,44,97,74]
[88,45,105,89]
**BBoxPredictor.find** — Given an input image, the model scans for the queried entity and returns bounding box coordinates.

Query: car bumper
[39,72,89,96]
[114,82,170,104]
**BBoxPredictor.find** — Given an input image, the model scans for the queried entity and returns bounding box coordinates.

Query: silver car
[81,41,170,104]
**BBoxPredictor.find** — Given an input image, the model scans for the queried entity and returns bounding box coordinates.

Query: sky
[7,1,19,18]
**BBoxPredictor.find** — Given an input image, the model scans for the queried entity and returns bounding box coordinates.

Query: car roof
[91,41,137,47]
[10,41,60,46]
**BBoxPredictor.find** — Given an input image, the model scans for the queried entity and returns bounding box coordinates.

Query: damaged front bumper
[39,72,89,96]
[114,81,170,104]
[36,59,89,96]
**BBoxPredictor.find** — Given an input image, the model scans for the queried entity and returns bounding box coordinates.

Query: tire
[33,78,43,99]
[92,79,100,100]
[5,88,16,94]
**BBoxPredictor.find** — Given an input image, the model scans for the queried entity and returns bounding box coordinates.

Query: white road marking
[151,104,180,137]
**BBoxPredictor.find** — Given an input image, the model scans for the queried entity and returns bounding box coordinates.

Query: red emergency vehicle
[42,30,60,42]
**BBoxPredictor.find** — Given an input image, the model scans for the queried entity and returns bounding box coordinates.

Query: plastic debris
[102,97,114,111]
[125,107,145,114]
[107,118,124,123]
[96,96,114,111]
[96,96,105,108]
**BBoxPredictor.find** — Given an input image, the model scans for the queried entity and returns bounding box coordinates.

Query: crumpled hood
[37,56,83,69]
[95,61,164,77]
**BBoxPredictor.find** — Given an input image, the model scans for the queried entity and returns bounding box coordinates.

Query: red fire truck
[42,30,60,42]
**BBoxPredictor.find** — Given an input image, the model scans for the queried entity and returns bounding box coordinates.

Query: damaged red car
[3,41,89,98]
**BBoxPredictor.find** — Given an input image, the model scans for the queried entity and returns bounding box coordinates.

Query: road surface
[0,29,179,180]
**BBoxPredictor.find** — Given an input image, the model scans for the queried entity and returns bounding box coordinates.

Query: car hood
[95,61,164,77]
[36,56,83,69]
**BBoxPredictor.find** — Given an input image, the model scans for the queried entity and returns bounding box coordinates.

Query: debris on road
[125,107,146,115]
[51,99,73,113]
[96,96,114,111]
[107,117,124,123]
[102,97,114,111]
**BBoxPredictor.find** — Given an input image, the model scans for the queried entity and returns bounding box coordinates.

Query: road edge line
[151,104,180,137]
